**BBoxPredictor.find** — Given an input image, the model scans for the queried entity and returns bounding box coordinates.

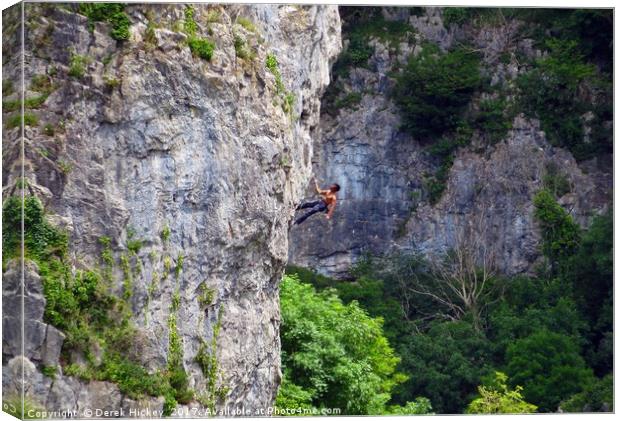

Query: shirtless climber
[294,178,340,225]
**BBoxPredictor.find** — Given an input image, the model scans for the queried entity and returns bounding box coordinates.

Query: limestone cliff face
[288,7,612,278]
[2,3,340,415]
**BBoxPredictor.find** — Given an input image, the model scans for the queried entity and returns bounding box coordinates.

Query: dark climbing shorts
[295,200,327,225]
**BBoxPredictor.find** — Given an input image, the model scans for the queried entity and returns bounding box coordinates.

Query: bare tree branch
[406,204,499,332]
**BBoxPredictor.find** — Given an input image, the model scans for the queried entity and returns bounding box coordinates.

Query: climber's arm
[314,178,329,195]
[326,201,336,219]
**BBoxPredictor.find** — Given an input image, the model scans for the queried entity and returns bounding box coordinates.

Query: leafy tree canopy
[466,372,537,414]
[278,275,419,415]
[505,330,594,412]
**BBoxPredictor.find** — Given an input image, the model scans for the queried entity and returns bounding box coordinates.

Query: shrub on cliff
[517,38,611,160]
[1,196,184,415]
[78,3,131,41]
[533,189,581,271]
[188,37,215,61]
[392,45,481,139]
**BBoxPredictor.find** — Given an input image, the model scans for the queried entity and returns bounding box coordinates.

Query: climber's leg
[296,200,321,211]
[294,202,327,225]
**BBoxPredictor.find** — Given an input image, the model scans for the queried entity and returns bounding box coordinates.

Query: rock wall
[2,3,340,416]
[288,7,612,278]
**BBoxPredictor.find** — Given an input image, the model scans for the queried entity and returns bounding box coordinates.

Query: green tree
[487,276,587,363]
[560,374,613,413]
[392,45,481,138]
[387,397,433,415]
[565,211,613,375]
[278,275,408,415]
[466,372,537,414]
[505,330,594,412]
[533,189,581,272]
[394,320,493,413]
[516,38,610,160]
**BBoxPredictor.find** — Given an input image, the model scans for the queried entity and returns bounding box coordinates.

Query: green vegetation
[99,236,114,282]
[516,38,611,160]
[265,53,296,115]
[198,283,215,307]
[78,3,131,41]
[233,34,254,61]
[25,95,48,109]
[466,372,537,414]
[2,394,44,419]
[265,54,283,90]
[1,196,195,414]
[283,92,296,115]
[285,193,612,413]
[104,76,120,89]
[188,37,215,61]
[278,275,430,415]
[120,253,132,299]
[2,99,20,112]
[68,53,88,79]
[472,97,513,144]
[334,92,363,111]
[443,7,469,26]
[43,123,54,136]
[183,5,215,61]
[506,330,594,412]
[163,255,172,275]
[564,211,613,376]
[127,238,142,254]
[41,365,58,379]
[333,9,415,78]
[144,20,158,46]
[5,113,39,129]
[206,9,221,24]
[441,7,514,28]
[161,224,171,242]
[542,163,571,198]
[421,123,472,204]
[57,159,73,175]
[236,16,256,33]
[560,374,613,412]
[322,8,415,114]
[195,306,226,412]
[183,5,198,37]
[393,45,481,138]
[167,312,193,408]
[328,7,610,207]
[3,79,14,96]
[175,254,184,279]
[3,94,50,112]
[533,189,580,271]
[389,44,484,203]
[31,74,52,93]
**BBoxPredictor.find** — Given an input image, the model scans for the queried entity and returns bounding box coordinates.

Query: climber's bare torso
[316,184,337,219]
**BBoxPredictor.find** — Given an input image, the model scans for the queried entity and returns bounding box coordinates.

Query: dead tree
[406,207,501,332]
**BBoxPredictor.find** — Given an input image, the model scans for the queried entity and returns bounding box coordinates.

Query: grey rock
[289,16,611,278]
[76,381,122,416]
[3,318,48,362]
[4,355,52,403]
[121,396,166,418]
[46,376,79,413]
[3,2,341,414]
[41,325,65,367]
